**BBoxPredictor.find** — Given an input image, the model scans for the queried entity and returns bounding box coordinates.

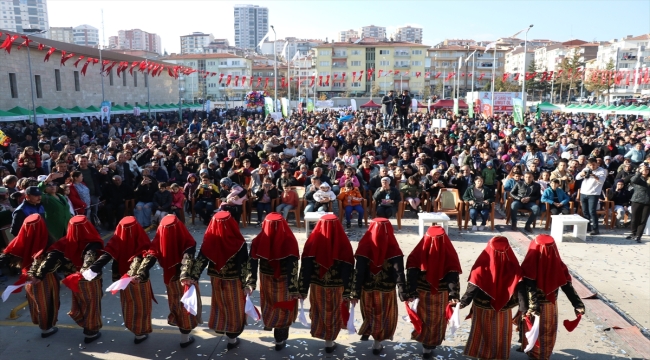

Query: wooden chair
[275,186,305,228]
[541,201,575,230]
[575,189,611,229]
[505,195,539,228]
[494,180,502,210]
[605,188,628,229]
[463,201,496,231]
[123,199,135,217]
[191,197,220,225]
[337,198,369,226]
[434,188,463,229]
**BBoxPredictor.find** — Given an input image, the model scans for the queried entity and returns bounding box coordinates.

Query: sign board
[431,119,448,129]
[315,100,334,108]
[270,112,283,122]
[100,101,111,123]
[350,99,357,111]
[476,92,522,113]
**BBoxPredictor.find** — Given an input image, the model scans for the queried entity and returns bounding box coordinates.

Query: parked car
[575,97,588,103]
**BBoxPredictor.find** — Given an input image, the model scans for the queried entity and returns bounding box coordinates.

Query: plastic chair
[337,198,368,226]
[464,201,496,231]
[434,188,463,229]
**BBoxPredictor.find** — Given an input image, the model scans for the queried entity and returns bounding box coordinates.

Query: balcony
[477,63,494,68]
[332,62,348,68]
[394,52,411,57]
[332,53,347,59]
[621,55,637,61]
[395,64,410,68]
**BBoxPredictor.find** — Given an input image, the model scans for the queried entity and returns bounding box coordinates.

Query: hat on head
[487,161,494,167]
[25,186,42,196]
[604,155,611,160]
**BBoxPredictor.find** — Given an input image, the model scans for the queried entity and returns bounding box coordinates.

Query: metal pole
[271,26,277,112]
[521,25,533,108]
[370,67,373,101]
[491,46,496,111]
[464,46,469,96]
[179,75,182,121]
[471,52,475,94]
[26,43,37,123]
[400,74,403,92]
[98,46,105,102]
[287,41,291,116]
[145,58,151,118]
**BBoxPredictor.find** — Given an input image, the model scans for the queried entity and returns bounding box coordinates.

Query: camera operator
[396,89,411,130]
[381,90,395,129]
[575,158,607,235]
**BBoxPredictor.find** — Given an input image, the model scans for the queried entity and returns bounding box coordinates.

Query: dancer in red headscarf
[87,216,155,344]
[460,236,523,360]
[351,218,407,355]
[248,212,300,351]
[405,226,462,359]
[36,215,104,343]
[180,211,249,350]
[518,234,585,360]
[149,214,202,348]
[298,214,354,353]
[0,214,59,338]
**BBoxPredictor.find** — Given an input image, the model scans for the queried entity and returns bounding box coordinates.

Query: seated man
[217,177,247,224]
[304,178,329,213]
[607,179,632,227]
[541,178,571,215]
[372,177,401,219]
[193,175,220,225]
[510,171,541,233]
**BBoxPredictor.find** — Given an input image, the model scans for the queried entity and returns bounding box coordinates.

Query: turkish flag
[318,76,323,86]
[264,77,269,88]
[342,72,346,81]
[416,72,421,78]
[333,74,338,79]
[325,75,330,86]
[281,77,286,88]
[425,72,430,78]
[242,76,247,85]
[378,70,383,78]
[219,73,224,84]
[548,71,554,80]
[249,76,253,87]
[234,76,239,86]
[0,34,19,53]
[478,73,485,80]
[626,71,630,86]
[435,72,442,79]
[226,75,232,86]
[514,73,520,81]
[80,60,91,76]
[502,73,509,82]
[351,72,356,81]
[395,70,400,76]
[60,51,75,66]
[256,77,261,87]
[43,47,56,62]
[17,36,32,51]
[309,76,315,87]
[73,56,85,68]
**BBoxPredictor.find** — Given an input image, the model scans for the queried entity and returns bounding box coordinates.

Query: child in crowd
[170,183,186,221]
[400,175,423,212]
[276,187,298,220]
[152,182,172,225]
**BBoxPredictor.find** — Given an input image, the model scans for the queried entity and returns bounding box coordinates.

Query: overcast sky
[48,0,650,54]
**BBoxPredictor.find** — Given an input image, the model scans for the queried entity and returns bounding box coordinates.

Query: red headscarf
[355,218,403,274]
[200,211,246,272]
[250,212,299,278]
[301,214,354,278]
[49,215,104,268]
[406,226,462,292]
[149,215,196,284]
[3,214,49,272]
[468,236,522,311]
[521,234,571,303]
[103,216,151,277]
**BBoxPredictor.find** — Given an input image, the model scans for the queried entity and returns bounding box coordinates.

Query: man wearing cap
[37,172,72,239]
[11,186,46,236]
[372,177,401,219]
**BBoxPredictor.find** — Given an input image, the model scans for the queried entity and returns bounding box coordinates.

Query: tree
[434,80,444,98]
[422,84,432,101]
[557,52,583,103]
[371,82,382,98]
[481,78,519,92]
[584,59,615,105]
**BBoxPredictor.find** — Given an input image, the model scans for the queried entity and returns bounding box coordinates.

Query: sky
[47,0,650,54]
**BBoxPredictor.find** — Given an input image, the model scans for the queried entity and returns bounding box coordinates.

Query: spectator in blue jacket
[541,178,571,215]
[624,143,646,166]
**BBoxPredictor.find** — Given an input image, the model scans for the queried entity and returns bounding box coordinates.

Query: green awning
[85,105,101,112]
[111,105,127,111]
[69,106,88,114]
[35,106,62,117]
[0,109,28,121]
[7,106,32,116]
[536,102,561,111]
[122,104,134,110]
[566,104,576,109]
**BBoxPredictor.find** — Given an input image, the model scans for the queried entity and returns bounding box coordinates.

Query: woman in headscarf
[148,214,202,348]
[86,217,155,344]
[519,234,586,360]
[180,211,249,350]
[248,213,300,351]
[298,214,354,353]
[405,226,462,358]
[0,214,59,337]
[459,236,523,360]
[351,218,407,355]
[35,215,104,343]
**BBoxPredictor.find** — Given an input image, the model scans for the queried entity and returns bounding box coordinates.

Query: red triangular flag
[38,43,44,51]
[256,77,261,87]
[17,36,32,50]
[264,77,269,88]
[404,302,422,334]
[0,34,19,53]
[81,59,91,76]
[340,302,350,323]
[43,47,56,62]
[563,314,582,332]
[445,303,454,320]
[61,52,75,66]
[62,273,82,293]
[73,55,85,68]
[272,299,297,310]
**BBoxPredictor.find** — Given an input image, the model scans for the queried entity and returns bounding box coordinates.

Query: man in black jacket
[451,165,474,199]
[381,90,395,129]
[395,90,411,129]
[510,171,541,232]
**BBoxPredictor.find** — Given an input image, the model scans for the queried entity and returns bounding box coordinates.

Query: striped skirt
[522,302,558,360]
[120,280,154,336]
[308,284,344,341]
[68,277,103,335]
[166,279,202,331]
[208,277,246,334]
[358,289,398,342]
[25,272,60,330]
[259,273,297,329]
[464,306,513,360]
[412,289,448,347]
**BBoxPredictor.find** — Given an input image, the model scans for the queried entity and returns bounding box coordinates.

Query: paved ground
[0,211,647,360]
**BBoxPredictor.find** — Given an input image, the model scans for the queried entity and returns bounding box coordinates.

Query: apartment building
[339,29,359,42]
[393,26,423,43]
[234,4,269,50]
[360,25,386,39]
[180,32,214,54]
[50,26,73,44]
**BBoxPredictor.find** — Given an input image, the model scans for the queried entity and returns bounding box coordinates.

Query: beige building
[504,47,535,78]
[427,44,509,96]
[313,38,428,96]
[360,25,386,39]
[0,31,178,112]
[50,27,74,44]
[116,29,162,55]
[339,29,359,42]
[393,26,423,43]
[180,32,214,54]
[163,53,252,101]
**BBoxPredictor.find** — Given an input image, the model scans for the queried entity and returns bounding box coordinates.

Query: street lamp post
[22,29,46,123]
[271,25,277,112]
[520,24,534,108]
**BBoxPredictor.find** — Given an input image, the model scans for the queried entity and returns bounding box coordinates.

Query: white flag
[82,269,98,281]
[447,303,461,337]
[105,276,133,294]
[257,31,271,52]
[524,315,541,352]
[347,303,357,334]
[511,27,530,39]
[465,50,477,63]
[292,50,301,61]
[245,295,261,321]
[484,41,497,53]
[298,299,310,327]
[180,284,198,316]
[2,282,30,302]
[281,41,289,58]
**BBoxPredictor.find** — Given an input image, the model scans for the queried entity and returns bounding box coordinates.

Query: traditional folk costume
[518,234,586,360]
[0,214,59,338]
[298,214,354,353]
[88,216,156,344]
[248,212,300,351]
[181,211,249,350]
[37,215,104,343]
[405,226,462,359]
[460,236,523,360]
[351,217,407,355]
[149,214,202,348]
